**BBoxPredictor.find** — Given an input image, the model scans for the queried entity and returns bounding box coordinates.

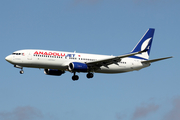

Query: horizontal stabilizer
[141,56,173,64]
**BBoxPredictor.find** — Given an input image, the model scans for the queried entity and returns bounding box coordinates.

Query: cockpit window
[12,53,23,55]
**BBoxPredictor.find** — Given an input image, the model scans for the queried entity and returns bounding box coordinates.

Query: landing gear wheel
[87,73,93,79]
[72,75,79,81]
[20,70,24,74]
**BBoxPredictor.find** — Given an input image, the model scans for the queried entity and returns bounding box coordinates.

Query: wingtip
[168,56,173,59]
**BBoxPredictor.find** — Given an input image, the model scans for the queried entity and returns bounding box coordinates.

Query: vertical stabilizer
[131,28,155,60]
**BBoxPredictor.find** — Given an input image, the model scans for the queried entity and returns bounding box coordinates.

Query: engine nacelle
[44,69,64,76]
[68,62,88,72]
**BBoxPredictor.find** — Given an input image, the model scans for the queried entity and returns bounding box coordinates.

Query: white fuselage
[5,49,150,73]
[5,29,172,81]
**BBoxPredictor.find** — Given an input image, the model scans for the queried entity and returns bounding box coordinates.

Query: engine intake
[69,62,88,72]
[44,69,64,76]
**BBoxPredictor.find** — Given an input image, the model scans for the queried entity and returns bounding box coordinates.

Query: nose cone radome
[5,55,12,63]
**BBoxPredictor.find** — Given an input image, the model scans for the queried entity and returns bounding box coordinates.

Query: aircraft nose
[5,55,12,62]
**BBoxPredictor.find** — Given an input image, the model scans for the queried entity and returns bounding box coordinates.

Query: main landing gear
[72,72,79,81]
[72,72,94,81]
[87,73,94,79]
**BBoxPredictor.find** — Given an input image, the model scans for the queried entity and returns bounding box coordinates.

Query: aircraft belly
[95,63,145,73]
[20,59,67,70]
[95,64,129,73]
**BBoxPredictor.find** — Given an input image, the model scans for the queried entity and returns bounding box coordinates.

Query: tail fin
[130,28,155,60]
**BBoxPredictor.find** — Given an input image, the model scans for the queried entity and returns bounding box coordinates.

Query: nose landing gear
[20,69,24,74]
[14,65,24,74]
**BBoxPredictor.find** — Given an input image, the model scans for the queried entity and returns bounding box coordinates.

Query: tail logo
[141,37,152,51]
[135,37,152,60]
[130,28,155,60]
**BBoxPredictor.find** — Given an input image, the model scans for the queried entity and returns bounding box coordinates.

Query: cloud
[163,96,180,120]
[0,106,43,120]
[116,113,126,120]
[132,103,160,120]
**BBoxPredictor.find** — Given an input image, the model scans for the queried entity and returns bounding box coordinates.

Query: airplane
[5,28,172,81]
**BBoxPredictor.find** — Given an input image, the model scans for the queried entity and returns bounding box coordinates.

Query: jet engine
[68,62,88,72]
[44,69,64,76]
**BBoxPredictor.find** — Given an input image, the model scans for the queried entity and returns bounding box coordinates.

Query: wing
[86,50,147,70]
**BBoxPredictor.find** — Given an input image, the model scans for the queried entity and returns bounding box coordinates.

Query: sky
[0,0,179,120]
